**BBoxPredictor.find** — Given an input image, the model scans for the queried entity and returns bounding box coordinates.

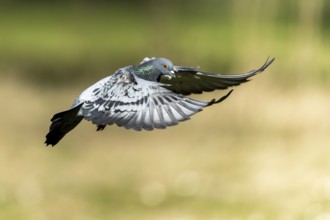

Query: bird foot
[96,125,106,131]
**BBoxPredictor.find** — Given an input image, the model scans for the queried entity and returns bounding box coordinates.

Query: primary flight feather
[45,57,275,146]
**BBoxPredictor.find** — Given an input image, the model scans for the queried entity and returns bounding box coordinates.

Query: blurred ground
[0,1,330,220]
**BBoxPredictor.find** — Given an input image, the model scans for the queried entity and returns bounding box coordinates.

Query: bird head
[153,58,176,79]
[135,57,177,82]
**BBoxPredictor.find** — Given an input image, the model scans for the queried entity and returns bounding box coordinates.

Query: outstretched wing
[80,72,231,131]
[160,58,275,95]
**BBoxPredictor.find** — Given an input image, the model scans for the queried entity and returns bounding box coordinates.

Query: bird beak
[169,70,176,78]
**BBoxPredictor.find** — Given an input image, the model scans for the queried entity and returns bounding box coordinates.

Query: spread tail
[45,103,84,146]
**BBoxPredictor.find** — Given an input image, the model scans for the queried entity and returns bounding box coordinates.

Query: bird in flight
[45,57,275,146]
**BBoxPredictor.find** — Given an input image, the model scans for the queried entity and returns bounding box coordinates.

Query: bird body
[45,57,274,146]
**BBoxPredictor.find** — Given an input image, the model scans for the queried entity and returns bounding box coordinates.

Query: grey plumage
[45,57,274,146]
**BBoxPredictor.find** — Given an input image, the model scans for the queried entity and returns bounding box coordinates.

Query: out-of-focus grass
[1,1,330,219]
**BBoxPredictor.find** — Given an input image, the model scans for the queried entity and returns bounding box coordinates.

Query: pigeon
[45,57,275,146]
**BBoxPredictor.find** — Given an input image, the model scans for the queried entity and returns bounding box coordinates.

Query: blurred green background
[1,0,330,219]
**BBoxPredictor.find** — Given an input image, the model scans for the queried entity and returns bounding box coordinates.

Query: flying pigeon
[45,57,275,146]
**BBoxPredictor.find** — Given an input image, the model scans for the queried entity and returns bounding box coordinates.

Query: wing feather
[161,58,275,95]
[80,72,217,131]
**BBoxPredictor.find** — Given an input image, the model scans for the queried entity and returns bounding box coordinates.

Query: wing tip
[259,57,275,72]
[242,56,275,79]
[207,89,233,107]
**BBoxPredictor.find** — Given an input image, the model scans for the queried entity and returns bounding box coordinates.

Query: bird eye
[163,64,168,68]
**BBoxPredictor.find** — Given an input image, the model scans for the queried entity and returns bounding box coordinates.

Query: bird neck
[133,63,161,82]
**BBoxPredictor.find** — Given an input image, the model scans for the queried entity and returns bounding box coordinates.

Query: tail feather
[45,103,84,146]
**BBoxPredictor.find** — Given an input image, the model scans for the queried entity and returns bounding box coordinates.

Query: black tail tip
[45,140,55,147]
[44,131,65,147]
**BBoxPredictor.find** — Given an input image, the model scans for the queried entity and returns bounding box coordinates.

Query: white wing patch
[140,57,156,64]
